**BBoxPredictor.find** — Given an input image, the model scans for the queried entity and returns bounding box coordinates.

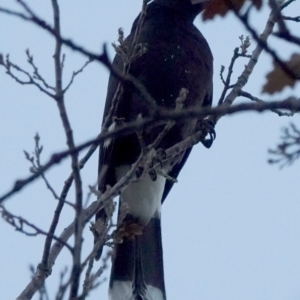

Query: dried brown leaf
[262,53,300,94]
[113,221,144,244]
[202,0,262,20]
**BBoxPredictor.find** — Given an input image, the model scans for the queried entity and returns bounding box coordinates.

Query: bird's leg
[147,148,167,181]
[155,148,167,166]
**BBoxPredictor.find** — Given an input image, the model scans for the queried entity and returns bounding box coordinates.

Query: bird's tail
[109,215,166,300]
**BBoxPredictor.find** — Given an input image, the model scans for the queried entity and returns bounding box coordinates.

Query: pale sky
[1,1,300,299]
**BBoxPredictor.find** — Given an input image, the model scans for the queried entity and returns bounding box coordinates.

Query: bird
[96,0,213,299]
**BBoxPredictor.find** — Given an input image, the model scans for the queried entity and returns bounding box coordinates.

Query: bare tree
[0,0,299,299]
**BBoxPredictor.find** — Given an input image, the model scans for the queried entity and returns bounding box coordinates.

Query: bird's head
[153,0,210,16]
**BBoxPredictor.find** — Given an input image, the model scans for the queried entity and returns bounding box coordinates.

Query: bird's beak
[190,0,210,4]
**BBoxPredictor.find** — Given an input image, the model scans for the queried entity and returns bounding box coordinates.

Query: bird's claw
[155,149,167,165]
[148,148,166,181]
[148,168,157,181]
[136,166,144,178]
[198,119,216,149]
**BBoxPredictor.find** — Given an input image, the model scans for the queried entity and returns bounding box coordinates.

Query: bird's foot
[197,119,216,149]
[148,168,157,181]
[136,166,144,178]
[148,148,167,181]
[150,148,167,168]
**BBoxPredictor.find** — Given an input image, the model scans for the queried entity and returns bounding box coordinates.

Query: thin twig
[280,0,296,10]
[269,123,300,167]
[26,49,55,91]
[282,15,300,22]
[218,47,239,105]
[0,205,73,252]
[24,133,63,201]
[213,3,279,124]
[238,90,294,116]
[63,59,93,94]
[0,54,55,98]
[231,2,299,81]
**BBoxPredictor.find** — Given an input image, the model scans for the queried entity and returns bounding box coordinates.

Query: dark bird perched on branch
[96,0,213,299]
